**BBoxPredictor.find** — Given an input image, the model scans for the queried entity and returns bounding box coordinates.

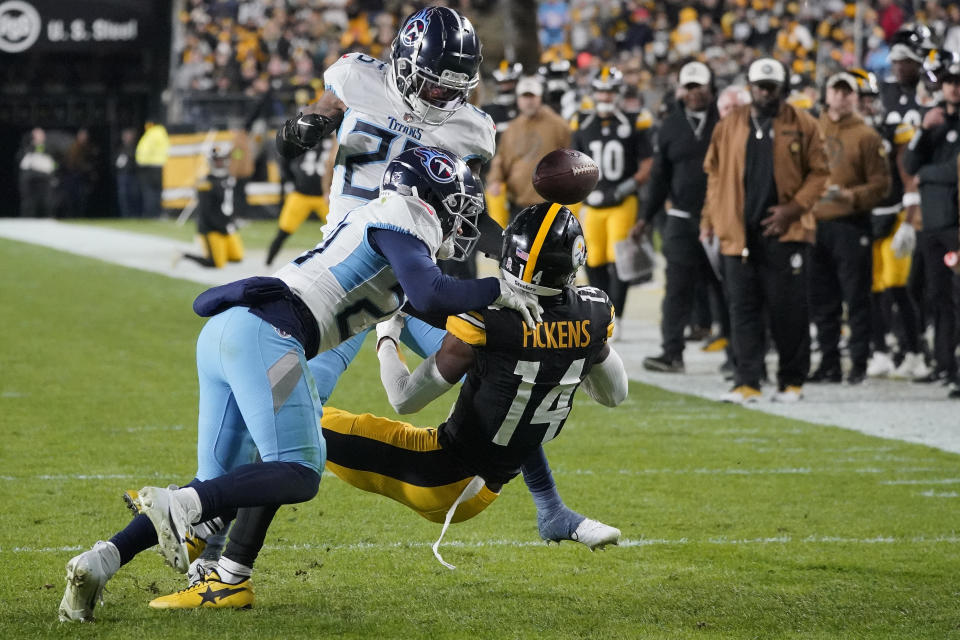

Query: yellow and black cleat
[148,570,253,610]
[123,489,206,562]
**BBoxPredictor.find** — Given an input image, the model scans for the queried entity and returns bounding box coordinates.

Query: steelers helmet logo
[572,235,587,268]
[413,147,456,183]
[400,18,427,46]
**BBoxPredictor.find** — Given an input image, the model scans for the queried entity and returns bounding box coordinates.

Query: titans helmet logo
[400,16,427,47]
[413,147,456,183]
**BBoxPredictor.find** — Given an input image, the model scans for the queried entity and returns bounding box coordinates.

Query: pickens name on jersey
[322,53,496,229]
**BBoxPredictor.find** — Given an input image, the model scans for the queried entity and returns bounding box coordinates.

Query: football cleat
[58,541,115,622]
[772,385,804,403]
[124,489,207,563]
[134,486,193,573]
[148,570,253,610]
[570,518,621,551]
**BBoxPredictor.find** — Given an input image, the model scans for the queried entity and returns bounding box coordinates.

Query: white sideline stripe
[0,467,949,482]
[11,535,960,554]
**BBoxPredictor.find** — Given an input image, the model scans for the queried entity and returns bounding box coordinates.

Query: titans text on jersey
[322,53,496,228]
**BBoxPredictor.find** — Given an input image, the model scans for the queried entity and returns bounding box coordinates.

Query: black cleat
[642,354,685,373]
[807,365,842,383]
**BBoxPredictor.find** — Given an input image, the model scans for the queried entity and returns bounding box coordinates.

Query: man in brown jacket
[808,72,891,385]
[487,76,571,226]
[701,58,830,403]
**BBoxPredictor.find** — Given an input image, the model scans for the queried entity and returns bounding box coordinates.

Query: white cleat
[570,518,621,551]
[58,542,114,622]
[892,352,930,380]
[135,486,193,573]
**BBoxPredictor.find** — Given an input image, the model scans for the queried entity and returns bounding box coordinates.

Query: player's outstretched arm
[580,344,628,407]
[376,320,474,414]
[275,92,346,159]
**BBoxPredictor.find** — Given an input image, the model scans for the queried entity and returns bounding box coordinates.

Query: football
[532,148,600,205]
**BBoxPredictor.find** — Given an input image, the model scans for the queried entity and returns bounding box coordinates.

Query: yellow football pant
[201,232,244,268]
[278,192,328,234]
[580,196,637,267]
[321,407,500,523]
[872,213,912,292]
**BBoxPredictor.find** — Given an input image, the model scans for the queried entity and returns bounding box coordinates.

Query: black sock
[182,253,216,268]
[266,230,290,266]
[221,504,281,569]
[109,514,157,566]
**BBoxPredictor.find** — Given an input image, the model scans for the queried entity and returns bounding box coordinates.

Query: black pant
[918,227,959,377]
[723,236,810,389]
[809,219,873,370]
[661,216,729,359]
[138,166,164,218]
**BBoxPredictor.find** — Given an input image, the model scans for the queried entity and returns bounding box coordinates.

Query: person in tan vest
[486,76,571,226]
[808,72,891,385]
[701,58,830,404]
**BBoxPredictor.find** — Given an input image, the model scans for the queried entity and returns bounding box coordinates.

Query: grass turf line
[2,236,960,639]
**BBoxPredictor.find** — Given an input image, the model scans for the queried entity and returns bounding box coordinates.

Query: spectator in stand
[136,117,170,219]
[17,128,57,218]
[115,128,140,218]
[487,77,570,227]
[878,0,905,41]
[701,58,829,404]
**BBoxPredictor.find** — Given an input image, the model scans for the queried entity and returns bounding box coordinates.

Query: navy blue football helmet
[380,146,482,261]
[390,7,482,126]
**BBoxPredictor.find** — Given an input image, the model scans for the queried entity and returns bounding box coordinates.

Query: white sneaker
[570,518,621,551]
[772,385,804,402]
[58,541,117,622]
[866,352,895,378]
[135,486,193,573]
[892,352,930,380]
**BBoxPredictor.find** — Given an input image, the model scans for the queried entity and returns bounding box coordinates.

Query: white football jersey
[274,192,444,354]
[322,53,496,230]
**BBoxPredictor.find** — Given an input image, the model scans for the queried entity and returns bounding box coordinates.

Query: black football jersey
[571,109,653,208]
[197,174,238,235]
[877,82,927,208]
[437,285,614,484]
[282,137,333,197]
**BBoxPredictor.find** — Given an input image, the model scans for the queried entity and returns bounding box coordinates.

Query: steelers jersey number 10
[587,139,626,182]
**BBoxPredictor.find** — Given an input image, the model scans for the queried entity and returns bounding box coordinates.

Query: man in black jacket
[903,51,960,393]
[632,61,728,373]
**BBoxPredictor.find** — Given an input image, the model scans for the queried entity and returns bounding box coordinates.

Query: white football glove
[375,313,405,351]
[891,222,916,259]
[496,280,543,329]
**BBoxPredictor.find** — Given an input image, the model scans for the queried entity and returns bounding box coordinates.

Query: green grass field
[3,235,960,639]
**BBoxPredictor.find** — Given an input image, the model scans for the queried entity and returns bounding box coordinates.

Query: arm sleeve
[581,347,628,407]
[370,228,501,314]
[643,129,671,220]
[377,342,454,414]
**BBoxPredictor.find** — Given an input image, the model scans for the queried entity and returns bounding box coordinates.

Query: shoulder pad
[446,311,486,346]
[635,110,653,130]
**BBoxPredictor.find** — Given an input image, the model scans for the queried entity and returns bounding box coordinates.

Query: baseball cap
[679,61,711,87]
[516,76,543,96]
[747,58,786,84]
[826,72,859,91]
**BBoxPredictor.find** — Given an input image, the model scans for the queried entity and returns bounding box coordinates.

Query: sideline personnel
[808,72,890,385]
[701,58,829,403]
